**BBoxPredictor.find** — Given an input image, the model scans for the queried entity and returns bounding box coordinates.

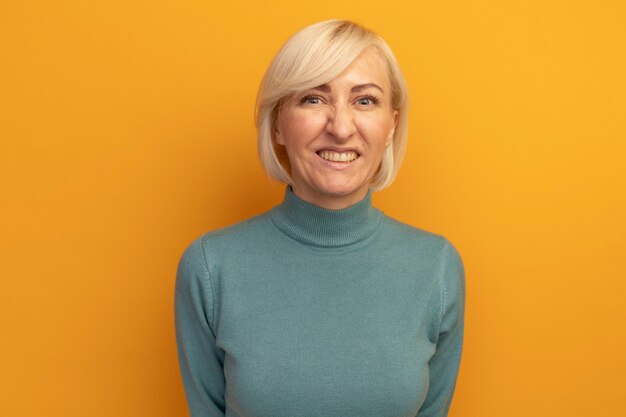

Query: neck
[289,185,370,210]
[269,186,383,248]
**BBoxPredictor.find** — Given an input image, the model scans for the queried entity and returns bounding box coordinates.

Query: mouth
[316,150,359,163]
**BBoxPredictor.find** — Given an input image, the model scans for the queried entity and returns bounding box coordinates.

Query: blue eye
[356,95,380,106]
[300,95,321,105]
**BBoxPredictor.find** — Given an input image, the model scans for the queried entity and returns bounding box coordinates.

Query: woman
[175,19,465,417]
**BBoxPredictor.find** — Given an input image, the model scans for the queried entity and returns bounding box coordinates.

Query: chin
[315,181,367,199]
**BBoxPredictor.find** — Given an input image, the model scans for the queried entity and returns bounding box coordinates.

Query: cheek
[278,111,326,147]
[358,115,395,146]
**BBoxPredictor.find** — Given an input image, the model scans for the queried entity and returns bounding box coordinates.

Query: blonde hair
[255,19,409,191]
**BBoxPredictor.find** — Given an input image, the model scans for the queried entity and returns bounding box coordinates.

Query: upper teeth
[318,150,358,162]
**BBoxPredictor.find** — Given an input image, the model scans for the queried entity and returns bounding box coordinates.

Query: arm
[419,239,466,417]
[174,236,226,416]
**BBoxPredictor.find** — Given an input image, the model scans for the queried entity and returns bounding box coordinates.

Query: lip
[315,148,360,170]
[317,156,357,170]
[315,146,360,155]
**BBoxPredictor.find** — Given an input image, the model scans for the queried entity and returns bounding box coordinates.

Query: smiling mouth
[317,150,359,163]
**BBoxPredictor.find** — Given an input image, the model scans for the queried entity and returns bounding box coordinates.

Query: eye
[300,95,322,105]
[356,95,380,106]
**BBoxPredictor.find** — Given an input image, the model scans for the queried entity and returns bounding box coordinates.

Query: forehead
[329,47,390,90]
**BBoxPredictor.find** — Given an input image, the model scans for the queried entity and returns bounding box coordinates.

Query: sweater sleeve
[418,239,466,417]
[174,236,226,416]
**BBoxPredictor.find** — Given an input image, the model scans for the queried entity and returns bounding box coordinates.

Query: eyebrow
[311,83,385,94]
[311,84,331,93]
[351,83,384,93]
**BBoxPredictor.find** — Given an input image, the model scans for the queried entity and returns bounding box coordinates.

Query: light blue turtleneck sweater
[175,187,465,417]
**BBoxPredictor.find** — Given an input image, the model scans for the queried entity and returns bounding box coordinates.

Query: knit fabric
[175,186,465,417]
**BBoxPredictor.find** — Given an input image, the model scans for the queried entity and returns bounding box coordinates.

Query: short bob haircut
[255,19,409,191]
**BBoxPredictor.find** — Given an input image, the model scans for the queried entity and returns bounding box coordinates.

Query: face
[275,47,398,210]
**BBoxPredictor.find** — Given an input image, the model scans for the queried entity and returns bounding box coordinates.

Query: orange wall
[1,1,625,416]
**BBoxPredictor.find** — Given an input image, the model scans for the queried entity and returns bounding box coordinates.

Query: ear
[275,125,284,146]
[386,110,399,147]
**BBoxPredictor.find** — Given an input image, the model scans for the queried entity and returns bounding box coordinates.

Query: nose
[325,103,356,141]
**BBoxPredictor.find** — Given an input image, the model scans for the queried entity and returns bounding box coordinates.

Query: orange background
[1,1,625,416]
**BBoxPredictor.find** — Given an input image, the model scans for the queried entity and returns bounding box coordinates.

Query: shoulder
[382,213,465,303]
[178,210,274,267]
[380,214,460,253]
[378,214,464,282]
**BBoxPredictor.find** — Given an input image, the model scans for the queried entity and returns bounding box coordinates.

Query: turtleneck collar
[269,186,383,248]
